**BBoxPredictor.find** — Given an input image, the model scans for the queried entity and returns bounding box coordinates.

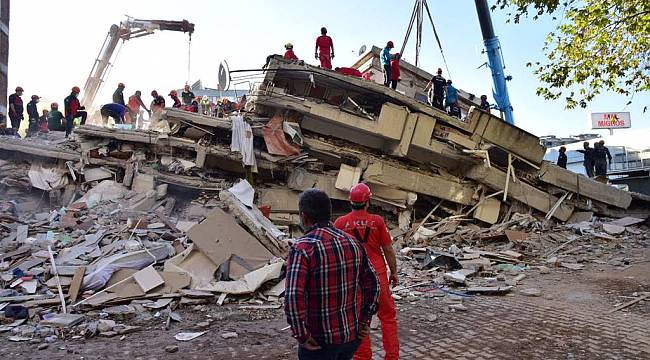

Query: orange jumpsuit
[335,210,399,360]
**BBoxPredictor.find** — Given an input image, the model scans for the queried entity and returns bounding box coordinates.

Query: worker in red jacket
[334,183,400,360]
[284,43,299,61]
[335,67,362,78]
[315,27,334,69]
[390,53,401,90]
[63,86,87,137]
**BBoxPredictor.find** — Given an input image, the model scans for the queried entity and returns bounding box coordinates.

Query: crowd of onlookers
[0,83,247,138]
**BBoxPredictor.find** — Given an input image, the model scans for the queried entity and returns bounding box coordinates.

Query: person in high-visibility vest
[334,183,400,360]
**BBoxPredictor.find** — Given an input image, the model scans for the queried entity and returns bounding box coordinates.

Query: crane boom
[81,18,195,108]
[475,0,514,124]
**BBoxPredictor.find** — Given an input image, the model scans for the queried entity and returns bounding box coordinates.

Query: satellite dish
[218,60,230,91]
[358,45,367,56]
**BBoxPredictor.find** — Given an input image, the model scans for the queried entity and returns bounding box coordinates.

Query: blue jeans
[298,339,361,360]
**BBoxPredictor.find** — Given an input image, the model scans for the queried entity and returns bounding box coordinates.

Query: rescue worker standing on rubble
[557,146,568,169]
[64,86,87,137]
[424,68,446,110]
[576,141,595,177]
[100,103,126,126]
[127,91,150,126]
[26,95,40,137]
[181,85,195,106]
[390,53,401,90]
[334,183,400,360]
[315,27,334,69]
[169,90,182,108]
[113,83,126,106]
[285,189,379,360]
[8,86,24,131]
[150,90,166,126]
[284,43,299,61]
[594,140,612,177]
[479,95,491,111]
[381,41,394,87]
[47,103,65,132]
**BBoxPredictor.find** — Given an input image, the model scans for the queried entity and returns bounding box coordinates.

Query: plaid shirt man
[285,220,380,345]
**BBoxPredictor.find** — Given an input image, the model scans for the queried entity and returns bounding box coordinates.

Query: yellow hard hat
[285,43,293,49]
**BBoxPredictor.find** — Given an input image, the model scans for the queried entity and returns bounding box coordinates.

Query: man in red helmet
[63,86,87,137]
[334,183,400,360]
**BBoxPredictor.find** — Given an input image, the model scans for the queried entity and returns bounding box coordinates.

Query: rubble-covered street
[1,55,649,360]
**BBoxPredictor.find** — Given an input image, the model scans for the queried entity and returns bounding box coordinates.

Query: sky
[8,0,649,137]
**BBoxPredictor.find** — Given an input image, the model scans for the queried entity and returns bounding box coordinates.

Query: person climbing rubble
[334,183,400,360]
[315,27,334,69]
[479,94,491,111]
[284,43,299,61]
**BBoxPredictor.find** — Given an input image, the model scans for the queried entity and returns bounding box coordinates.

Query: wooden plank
[466,164,574,221]
[538,162,632,209]
[67,266,86,304]
[607,294,650,314]
[363,161,476,206]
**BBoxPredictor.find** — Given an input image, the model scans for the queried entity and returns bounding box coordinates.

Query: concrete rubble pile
[0,56,649,343]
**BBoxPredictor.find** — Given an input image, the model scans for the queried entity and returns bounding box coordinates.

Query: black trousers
[383,64,392,87]
[298,339,361,360]
[9,115,22,130]
[583,160,595,177]
[594,158,608,177]
[65,111,87,137]
[390,79,398,90]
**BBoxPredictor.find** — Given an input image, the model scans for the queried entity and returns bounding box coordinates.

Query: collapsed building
[0,55,648,334]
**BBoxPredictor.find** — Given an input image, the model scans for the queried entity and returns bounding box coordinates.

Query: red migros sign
[590,112,631,129]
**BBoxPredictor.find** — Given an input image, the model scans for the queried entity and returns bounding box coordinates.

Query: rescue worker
[200,95,211,115]
[390,53,401,90]
[334,183,399,360]
[557,146,568,169]
[38,109,49,133]
[424,68,446,110]
[315,27,334,69]
[47,103,65,132]
[150,90,166,126]
[64,86,87,137]
[169,90,182,108]
[445,79,458,110]
[284,43,299,61]
[381,41,394,87]
[113,83,126,106]
[594,140,612,177]
[100,103,126,126]
[335,67,363,78]
[479,95,491,111]
[181,85,195,106]
[576,141,595,177]
[8,86,24,130]
[26,95,40,136]
[127,90,150,126]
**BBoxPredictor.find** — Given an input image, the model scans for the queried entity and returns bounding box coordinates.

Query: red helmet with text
[349,183,372,203]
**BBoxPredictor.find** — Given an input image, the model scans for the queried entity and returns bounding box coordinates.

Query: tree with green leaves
[494,0,650,109]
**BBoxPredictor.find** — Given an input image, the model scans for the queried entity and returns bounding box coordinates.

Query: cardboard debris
[198,261,283,294]
[133,266,165,293]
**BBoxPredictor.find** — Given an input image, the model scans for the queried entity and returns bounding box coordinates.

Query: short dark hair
[299,189,331,223]
[350,202,366,210]
[321,27,327,34]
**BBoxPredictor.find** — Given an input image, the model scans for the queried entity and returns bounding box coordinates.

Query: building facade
[0,0,9,117]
